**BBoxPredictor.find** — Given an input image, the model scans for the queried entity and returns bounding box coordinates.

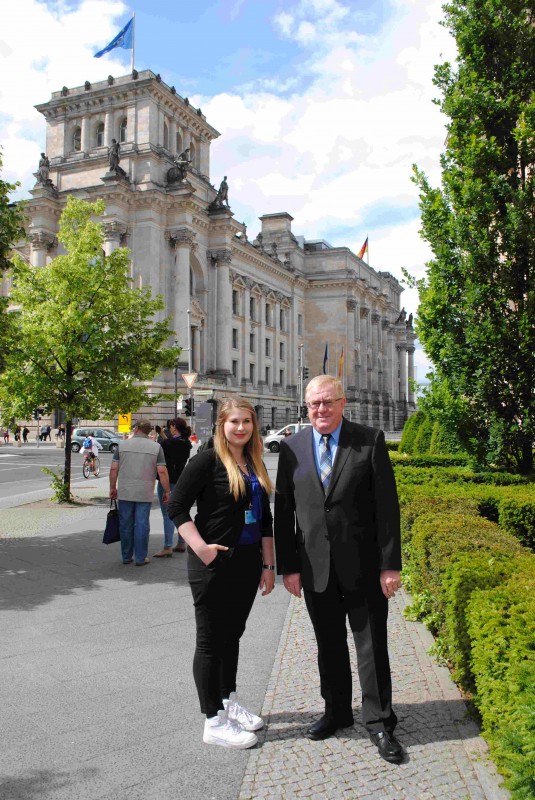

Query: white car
[264,423,311,453]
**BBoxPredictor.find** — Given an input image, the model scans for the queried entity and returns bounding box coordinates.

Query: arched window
[73,126,81,151]
[119,118,127,143]
[189,140,196,169]
[96,122,105,147]
[176,129,183,154]
[163,121,169,150]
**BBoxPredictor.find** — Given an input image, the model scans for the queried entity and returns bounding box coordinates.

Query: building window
[265,366,270,385]
[232,329,238,349]
[249,364,255,384]
[265,338,271,357]
[280,342,285,360]
[190,140,197,169]
[265,303,272,326]
[250,333,255,353]
[298,313,303,335]
[72,126,81,151]
[280,308,285,331]
[96,122,105,147]
[232,360,238,378]
[163,121,169,150]
[250,297,256,321]
[119,118,127,143]
[232,290,239,315]
[280,369,284,387]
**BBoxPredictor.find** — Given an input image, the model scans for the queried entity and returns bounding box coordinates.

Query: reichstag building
[5,70,416,431]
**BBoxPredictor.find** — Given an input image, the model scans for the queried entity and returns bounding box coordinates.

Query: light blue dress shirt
[312,421,343,481]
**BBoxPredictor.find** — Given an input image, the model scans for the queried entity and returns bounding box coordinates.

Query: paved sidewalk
[0,493,509,799]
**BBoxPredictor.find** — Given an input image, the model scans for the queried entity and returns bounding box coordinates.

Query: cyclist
[82,433,102,465]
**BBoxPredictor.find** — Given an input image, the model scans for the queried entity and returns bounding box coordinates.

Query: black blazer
[161,435,192,483]
[167,449,273,548]
[274,418,401,592]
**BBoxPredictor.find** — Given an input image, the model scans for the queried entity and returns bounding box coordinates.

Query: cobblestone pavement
[239,593,509,800]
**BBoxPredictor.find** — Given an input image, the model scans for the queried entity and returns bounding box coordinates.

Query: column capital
[395,343,407,352]
[407,346,416,355]
[210,248,233,264]
[102,221,128,243]
[360,306,370,319]
[346,298,357,311]
[166,227,197,249]
[30,231,57,250]
[371,312,381,324]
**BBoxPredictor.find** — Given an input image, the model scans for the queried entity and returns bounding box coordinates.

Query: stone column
[30,232,56,267]
[167,228,196,366]
[346,299,356,390]
[193,327,201,373]
[397,344,408,401]
[81,116,90,153]
[258,293,266,389]
[407,346,416,404]
[104,111,114,147]
[382,320,392,397]
[360,307,369,390]
[273,300,280,386]
[212,249,233,375]
[371,313,380,392]
[102,222,127,256]
[242,280,251,385]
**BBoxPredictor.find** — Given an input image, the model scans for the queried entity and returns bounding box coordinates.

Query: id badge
[245,509,256,524]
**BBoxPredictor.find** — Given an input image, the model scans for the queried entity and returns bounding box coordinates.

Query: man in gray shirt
[109,420,171,566]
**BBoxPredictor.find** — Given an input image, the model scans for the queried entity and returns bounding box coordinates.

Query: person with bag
[167,398,274,749]
[153,417,192,558]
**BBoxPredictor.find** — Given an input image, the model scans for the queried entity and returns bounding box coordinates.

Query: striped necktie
[319,434,332,492]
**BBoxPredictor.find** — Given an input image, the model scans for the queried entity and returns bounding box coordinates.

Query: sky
[0,0,458,383]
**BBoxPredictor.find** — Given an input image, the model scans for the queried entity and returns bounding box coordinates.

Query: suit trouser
[188,543,262,718]
[304,559,397,734]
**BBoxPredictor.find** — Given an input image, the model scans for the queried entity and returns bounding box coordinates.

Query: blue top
[312,421,343,481]
[238,465,263,545]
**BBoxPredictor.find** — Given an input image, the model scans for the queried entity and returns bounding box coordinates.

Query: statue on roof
[37,153,52,186]
[208,176,231,213]
[108,139,120,172]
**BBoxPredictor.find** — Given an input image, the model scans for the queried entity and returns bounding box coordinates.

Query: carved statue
[208,176,231,212]
[167,148,192,185]
[37,153,51,185]
[406,312,413,328]
[396,307,406,324]
[271,242,278,258]
[256,232,264,252]
[108,139,120,172]
[242,222,248,241]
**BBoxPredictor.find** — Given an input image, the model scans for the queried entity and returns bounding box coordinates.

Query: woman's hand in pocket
[198,543,229,566]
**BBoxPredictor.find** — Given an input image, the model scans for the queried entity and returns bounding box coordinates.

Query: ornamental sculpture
[167,147,192,185]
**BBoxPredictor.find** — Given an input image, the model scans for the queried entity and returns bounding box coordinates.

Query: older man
[109,420,170,567]
[274,375,404,764]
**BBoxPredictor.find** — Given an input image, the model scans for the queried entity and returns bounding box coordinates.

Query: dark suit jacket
[274,418,401,593]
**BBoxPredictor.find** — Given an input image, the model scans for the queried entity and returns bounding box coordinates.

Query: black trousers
[188,543,262,718]
[303,559,397,734]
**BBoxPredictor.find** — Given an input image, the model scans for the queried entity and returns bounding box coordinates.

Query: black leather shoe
[306,714,354,740]
[369,731,404,764]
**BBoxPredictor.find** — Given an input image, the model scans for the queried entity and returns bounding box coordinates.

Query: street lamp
[173,338,179,418]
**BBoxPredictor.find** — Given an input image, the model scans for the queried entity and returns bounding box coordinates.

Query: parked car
[71,428,122,453]
[263,423,311,453]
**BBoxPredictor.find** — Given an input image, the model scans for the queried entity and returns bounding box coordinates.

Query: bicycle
[82,452,100,479]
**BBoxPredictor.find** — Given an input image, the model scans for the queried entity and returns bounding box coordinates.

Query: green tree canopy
[413,0,535,473]
[0,148,26,273]
[0,196,179,498]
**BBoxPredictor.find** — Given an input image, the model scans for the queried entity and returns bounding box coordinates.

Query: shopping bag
[103,500,121,544]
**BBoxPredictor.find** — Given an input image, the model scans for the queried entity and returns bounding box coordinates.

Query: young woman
[153,418,192,557]
[167,398,275,749]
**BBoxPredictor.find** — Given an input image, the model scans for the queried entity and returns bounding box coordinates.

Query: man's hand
[109,487,118,500]
[198,543,229,566]
[380,570,402,599]
[283,573,302,598]
[259,569,275,596]
[162,491,170,504]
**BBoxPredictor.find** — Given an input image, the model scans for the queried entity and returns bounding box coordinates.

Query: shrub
[392,453,470,468]
[399,491,479,546]
[399,410,425,454]
[385,440,400,452]
[467,571,535,800]
[413,415,434,454]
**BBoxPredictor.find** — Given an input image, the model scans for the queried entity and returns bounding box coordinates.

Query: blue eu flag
[94,17,134,58]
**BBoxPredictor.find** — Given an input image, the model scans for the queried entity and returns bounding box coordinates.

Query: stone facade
[5,70,416,431]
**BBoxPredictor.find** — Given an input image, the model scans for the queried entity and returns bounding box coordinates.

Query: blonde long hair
[214,398,274,501]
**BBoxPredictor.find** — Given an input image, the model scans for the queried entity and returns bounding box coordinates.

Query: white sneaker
[203,710,258,749]
[224,692,264,731]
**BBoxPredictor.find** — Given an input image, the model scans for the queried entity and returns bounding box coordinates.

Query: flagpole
[131,12,135,72]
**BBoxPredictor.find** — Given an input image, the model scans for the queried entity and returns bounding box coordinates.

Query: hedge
[467,572,535,800]
[399,410,425,454]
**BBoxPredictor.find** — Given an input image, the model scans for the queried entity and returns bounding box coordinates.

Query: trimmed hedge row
[401,476,535,799]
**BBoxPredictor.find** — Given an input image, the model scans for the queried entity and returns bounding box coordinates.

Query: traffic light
[32,408,44,420]
[300,405,308,419]
[302,367,309,379]
[185,397,194,417]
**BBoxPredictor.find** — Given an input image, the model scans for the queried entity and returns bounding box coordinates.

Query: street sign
[118,412,131,432]
[181,372,198,388]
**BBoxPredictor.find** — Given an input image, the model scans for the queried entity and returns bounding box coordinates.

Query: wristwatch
[263,564,275,570]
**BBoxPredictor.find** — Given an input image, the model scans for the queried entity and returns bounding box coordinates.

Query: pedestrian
[22,426,29,443]
[167,398,275,749]
[153,418,192,558]
[14,425,21,442]
[109,420,171,567]
[3,428,9,444]
[46,425,52,441]
[274,375,404,764]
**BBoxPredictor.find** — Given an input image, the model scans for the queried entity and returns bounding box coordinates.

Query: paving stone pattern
[239,594,509,800]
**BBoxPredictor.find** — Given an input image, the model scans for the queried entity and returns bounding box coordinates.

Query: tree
[0,196,180,499]
[412,0,535,473]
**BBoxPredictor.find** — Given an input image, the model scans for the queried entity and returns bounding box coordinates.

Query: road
[0,443,280,506]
